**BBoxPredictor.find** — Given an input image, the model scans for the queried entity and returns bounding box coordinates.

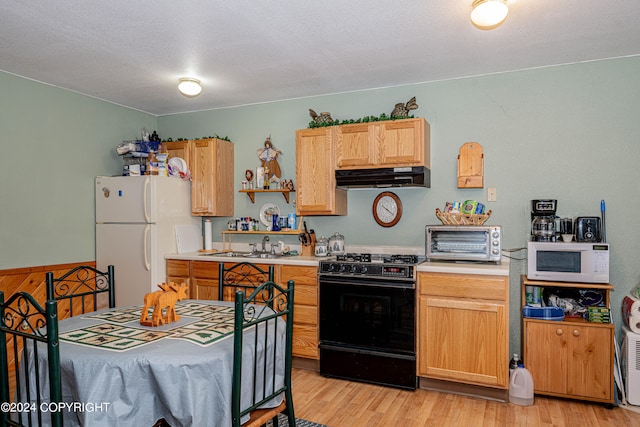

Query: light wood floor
[290,368,640,426]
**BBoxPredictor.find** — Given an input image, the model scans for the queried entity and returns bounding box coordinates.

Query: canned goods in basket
[461,200,478,214]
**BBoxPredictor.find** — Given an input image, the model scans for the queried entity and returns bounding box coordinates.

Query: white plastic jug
[509,366,534,406]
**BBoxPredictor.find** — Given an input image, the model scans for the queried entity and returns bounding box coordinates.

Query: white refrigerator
[96,176,200,306]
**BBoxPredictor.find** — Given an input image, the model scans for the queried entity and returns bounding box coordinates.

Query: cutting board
[457,142,484,188]
[174,224,201,253]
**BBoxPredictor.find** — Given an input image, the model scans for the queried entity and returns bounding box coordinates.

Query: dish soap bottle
[148,150,158,175]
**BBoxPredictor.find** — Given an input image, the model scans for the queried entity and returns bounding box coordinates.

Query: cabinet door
[164,141,191,170]
[525,321,612,401]
[166,259,190,289]
[378,118,427,167]
[190,261,220,300]
[419,295,507,388]
[282,265,319,359]
[524,321,568,395]
[566,324,612,400]
[295,128,347,215]
[191,139,234,216]
[191,278,219,300]
[335,123,375,168]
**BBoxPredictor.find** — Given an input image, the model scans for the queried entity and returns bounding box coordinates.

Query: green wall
[0,71,157,268]
[2,56,638,356]
[158,56,640,354]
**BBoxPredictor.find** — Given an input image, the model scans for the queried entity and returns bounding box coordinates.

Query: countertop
[166,251,320,267]
[417,258,510,276]
[166,252,510,276]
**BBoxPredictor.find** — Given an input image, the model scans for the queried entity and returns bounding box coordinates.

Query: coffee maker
[531,199,557,241]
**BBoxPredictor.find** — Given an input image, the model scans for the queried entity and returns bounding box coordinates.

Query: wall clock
[372,191,402,227]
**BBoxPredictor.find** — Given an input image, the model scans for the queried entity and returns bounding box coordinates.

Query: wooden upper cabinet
[335,123,375,168]
[336,118,429,169]
[295,127,347,216]
[190,138,234,216]
[163,140,191,170]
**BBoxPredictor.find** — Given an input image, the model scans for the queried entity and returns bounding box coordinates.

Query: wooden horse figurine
[140,282,188,327]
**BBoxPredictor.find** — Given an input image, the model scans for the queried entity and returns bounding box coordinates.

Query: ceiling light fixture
[178,78,202,97]
[471,0,509,30]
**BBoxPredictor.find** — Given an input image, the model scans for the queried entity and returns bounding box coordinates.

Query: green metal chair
[46,265,115,317]
[0,291,63,427]
[219,262,274,302]
[232,280,295,427]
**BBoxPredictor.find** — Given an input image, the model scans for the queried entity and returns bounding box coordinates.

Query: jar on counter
[315,236,329,257]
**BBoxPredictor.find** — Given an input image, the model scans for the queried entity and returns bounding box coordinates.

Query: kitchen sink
[200,251,289,259]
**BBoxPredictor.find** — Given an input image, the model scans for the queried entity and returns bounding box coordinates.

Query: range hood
[335,166,430,188]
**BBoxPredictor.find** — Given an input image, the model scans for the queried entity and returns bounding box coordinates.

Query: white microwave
[527,241,610,283]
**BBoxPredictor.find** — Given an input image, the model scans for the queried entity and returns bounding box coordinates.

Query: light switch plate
[488,187,497,202]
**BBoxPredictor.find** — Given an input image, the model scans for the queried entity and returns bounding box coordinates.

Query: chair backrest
[219,262,274,302]
[231,280,295,427]
[0,291,63,427]
[46,265,115,317]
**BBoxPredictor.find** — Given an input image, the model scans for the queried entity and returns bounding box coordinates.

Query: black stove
[319,253,423,280]
[318,252,420,389]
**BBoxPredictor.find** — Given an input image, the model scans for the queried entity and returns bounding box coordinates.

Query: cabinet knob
[573,329,580,337]
[556,328,563,336]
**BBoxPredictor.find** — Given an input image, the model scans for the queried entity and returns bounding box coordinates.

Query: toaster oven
[425,225,502,263]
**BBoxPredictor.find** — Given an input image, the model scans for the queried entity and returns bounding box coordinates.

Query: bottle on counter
[148,150,159,175]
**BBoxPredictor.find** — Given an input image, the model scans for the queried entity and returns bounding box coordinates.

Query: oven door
[319,276,415,355]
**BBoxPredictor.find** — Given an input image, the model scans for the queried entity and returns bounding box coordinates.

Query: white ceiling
[1,1,639,116]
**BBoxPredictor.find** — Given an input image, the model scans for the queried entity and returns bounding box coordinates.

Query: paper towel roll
[622,294,640,333]
[204,219,212,251]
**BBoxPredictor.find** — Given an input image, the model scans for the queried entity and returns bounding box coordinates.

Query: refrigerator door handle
[143,176,151,223]
[143,224,151,271]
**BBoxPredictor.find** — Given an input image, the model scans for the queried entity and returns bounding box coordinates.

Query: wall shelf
[221,218,304,250]
[240,189,294,204]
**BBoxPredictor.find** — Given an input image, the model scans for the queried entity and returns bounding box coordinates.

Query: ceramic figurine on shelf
[245,169,254,189]
[309,109,333,124]
[257,136,282,179]
[390,96,418,118]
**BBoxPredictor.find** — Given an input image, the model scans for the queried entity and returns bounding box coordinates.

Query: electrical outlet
[488,187,497,202]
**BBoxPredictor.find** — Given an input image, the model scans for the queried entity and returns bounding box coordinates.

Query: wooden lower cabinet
[417,272,509,389]
[190,260,220,300]
[166,259,191,289]
[168,260,319,360]
[522,278,614,404]
[281,265,319,360]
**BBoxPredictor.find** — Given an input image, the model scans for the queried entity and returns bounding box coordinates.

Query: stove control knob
[360,266,368,274]
[326,264,335,272]
[349,265,357,273]
[338,264,347,273]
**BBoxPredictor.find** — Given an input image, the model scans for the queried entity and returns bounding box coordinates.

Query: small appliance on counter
[425,225,502,263]
[530,199,557,242]
[527,241,609,283]
[575,216,601,242]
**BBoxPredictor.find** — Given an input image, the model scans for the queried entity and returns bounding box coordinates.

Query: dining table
[28,299,285,427]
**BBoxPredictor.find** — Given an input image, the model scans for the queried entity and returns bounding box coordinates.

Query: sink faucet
[261,235,270,252]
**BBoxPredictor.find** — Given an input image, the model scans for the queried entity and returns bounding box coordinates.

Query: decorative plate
[259,203,280,227]
[168,157,188,176]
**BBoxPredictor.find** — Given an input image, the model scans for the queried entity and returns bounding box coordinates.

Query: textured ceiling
[1,0,639,116]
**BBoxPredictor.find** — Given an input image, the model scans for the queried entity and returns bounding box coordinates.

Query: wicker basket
[435,208,492,226]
